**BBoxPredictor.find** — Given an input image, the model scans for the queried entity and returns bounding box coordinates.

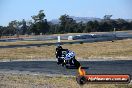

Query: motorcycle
[55,50,80,69]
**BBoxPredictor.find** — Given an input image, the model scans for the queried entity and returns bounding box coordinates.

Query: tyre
[62,60,67,67]
[76,76,87,85]
[57,59,60,64]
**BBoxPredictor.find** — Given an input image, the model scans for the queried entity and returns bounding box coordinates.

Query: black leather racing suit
[56,47,68,64]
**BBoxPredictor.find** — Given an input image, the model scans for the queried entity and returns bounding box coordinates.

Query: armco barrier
[0,37,131,49]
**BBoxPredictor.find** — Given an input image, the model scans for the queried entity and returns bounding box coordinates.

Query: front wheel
[57,58,64,65]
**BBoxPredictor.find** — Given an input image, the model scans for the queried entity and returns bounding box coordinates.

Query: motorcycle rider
[56,45,76,64]
[56,45,68,64]
[56,45,80,68]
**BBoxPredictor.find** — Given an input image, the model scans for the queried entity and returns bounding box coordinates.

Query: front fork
[62,60,66,67]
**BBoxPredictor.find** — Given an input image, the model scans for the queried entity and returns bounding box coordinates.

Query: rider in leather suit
[56,45,68,64]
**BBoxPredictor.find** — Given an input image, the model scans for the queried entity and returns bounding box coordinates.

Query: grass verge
[0,39,132,60]
[0,73,131,88]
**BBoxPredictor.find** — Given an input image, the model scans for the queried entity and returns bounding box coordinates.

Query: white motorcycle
[56,50,80,69]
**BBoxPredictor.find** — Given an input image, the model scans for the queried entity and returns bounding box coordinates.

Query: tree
[91,21,99,32]
[8,20,22,37]
[21,19,27,34]
[83,24,91,33]
[0,26,3,38]
[116,19,129,31]
[31,10,45,23]
[129,21,132,30]
[104,15,112,20]
[59,14,77,33]
[84,21,98,32]
[30,10,49,35]
[76,21,84,33]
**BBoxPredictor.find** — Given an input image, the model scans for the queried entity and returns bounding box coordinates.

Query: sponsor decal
[77,66,131,84]
[86,75,130,82]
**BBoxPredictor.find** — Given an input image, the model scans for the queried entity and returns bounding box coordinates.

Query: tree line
[0,10,132,37]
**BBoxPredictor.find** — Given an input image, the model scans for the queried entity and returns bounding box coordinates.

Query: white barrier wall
[68,36,73,40]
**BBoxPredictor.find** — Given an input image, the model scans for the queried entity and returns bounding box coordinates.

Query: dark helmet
[56,45,62,51]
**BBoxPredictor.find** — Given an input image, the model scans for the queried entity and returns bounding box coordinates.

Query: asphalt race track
[0,60,132,78]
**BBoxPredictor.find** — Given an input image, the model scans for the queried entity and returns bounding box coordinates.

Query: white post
[114,28,116,38]
[58,36,60,42]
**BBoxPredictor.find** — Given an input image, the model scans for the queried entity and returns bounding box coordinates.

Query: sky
[0,0,132,26]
